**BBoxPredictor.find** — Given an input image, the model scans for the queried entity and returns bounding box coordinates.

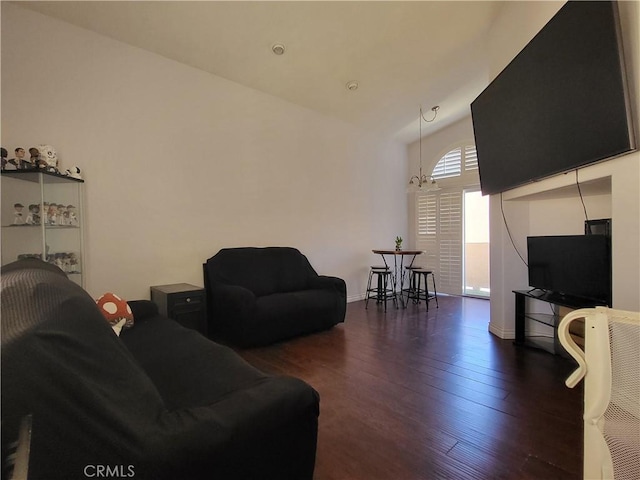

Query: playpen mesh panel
[602,314,640,480]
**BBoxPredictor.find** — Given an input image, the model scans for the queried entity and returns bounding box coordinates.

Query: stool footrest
[403,269,438,310]
[365,267,398,311]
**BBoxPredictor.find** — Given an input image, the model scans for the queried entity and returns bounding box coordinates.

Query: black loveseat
[1,259,319,479]
[204,247,347,347]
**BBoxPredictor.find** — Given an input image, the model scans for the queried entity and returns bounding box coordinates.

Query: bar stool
[404,265,423,303]
[410,269,439,310]
[365,267,396,311]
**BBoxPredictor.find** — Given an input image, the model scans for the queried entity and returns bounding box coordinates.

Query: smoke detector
[271,44,286,55]
[346,81,359,91]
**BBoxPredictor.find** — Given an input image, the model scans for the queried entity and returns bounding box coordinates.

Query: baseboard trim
[489,321,515,340]
[348,293,366,303]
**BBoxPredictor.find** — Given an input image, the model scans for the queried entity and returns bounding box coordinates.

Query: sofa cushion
[121,314,268,409]
[256,289,341,320]
[206,247,316,296]
[239,289,339,345]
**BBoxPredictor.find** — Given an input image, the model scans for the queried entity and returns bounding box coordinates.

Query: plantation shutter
[438,192,463,294]
[416,194,438,271]
[432,145,477,179]
[465,145,478,171]
[432,148,462,179]
[415,191,463,295]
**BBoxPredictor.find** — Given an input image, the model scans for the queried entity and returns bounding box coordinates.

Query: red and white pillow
[96,292,134,336]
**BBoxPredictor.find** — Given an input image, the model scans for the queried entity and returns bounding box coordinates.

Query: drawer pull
[186,297,191,303]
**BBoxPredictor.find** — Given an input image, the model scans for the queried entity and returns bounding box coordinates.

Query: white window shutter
[432,148,462,179]
[438,192,463,294]
[416,194,437,270]
[415,191,463,295]
[417,194,437,236]
[464,145,478,171]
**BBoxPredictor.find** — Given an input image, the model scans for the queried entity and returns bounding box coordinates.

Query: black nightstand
[150,283,207,336]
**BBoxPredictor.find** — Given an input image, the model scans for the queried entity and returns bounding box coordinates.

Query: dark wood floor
[238,295,584,480]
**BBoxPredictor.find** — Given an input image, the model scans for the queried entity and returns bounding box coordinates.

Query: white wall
[1,4,408,300]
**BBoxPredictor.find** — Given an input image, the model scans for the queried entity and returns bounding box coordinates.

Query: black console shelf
[513,289,606,355]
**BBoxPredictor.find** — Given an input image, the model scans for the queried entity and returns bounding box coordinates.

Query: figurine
[13,203,25,225]
[3,147,16,170]
[26,204,41,225]
[64,166,82,179]
[10,147,33,169]
[42,202,50,225]
[62,253,72,273]
[36,145,59,172]
[29,147,43,167]
[57,204,67,225]
[67,205,78,226]
[69,252,79,273]
[47,203,58,226]
[54,253,65,271]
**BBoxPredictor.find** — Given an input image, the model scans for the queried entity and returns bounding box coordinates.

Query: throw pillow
[96,292,134,335]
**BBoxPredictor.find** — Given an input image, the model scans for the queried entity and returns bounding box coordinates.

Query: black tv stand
[525,287,546,297]
[513,289,605,355]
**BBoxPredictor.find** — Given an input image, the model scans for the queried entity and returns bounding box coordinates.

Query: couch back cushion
[206,247,317,297]
[1,259,166,477]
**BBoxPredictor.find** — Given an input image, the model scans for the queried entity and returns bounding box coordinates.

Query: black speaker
[585,218,611,236]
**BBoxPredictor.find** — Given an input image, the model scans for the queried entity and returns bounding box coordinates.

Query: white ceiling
[17,1,504,144]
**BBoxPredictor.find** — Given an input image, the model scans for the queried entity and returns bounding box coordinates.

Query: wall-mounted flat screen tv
[471,1,635,196]
[527,235,612,306]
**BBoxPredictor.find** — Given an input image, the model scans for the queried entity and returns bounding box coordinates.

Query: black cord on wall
[575,169,589,222]
[500,192,528,267]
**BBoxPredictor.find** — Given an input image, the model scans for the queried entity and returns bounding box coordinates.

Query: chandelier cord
[409,105,440,189]
[420,105,439,123]
[418,105,440,179]
[419,107,422,177]
[419,106,439,178]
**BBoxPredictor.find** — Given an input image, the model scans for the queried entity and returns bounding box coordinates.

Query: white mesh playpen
[558,307,640,480]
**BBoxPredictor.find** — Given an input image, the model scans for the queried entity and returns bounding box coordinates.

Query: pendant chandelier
[409,105,440,192]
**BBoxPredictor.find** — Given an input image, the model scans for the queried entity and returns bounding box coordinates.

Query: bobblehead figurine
[13,203,25,225]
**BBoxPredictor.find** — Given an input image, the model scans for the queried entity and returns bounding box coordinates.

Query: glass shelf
[1,171,84,287]
[523,312,557,328]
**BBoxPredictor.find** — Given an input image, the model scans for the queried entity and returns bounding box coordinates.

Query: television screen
[527,235,611,306]
[471,1,635,196]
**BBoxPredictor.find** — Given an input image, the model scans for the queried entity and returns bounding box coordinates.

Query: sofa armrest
[127,300,159,321]
[209,283,256,316]
[150,376,318,479]
[309,275,347,296]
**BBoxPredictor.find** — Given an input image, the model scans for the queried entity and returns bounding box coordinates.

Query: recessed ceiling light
[346,81,359,91]
[272,44,286,55]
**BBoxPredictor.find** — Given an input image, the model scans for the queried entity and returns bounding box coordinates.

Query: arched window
[431,145,478,180]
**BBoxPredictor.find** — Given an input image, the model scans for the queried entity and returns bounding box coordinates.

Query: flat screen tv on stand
[471,1,636,196]
[527,235,612,308]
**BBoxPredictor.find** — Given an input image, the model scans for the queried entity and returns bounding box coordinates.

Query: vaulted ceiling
[17,1,504,144]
